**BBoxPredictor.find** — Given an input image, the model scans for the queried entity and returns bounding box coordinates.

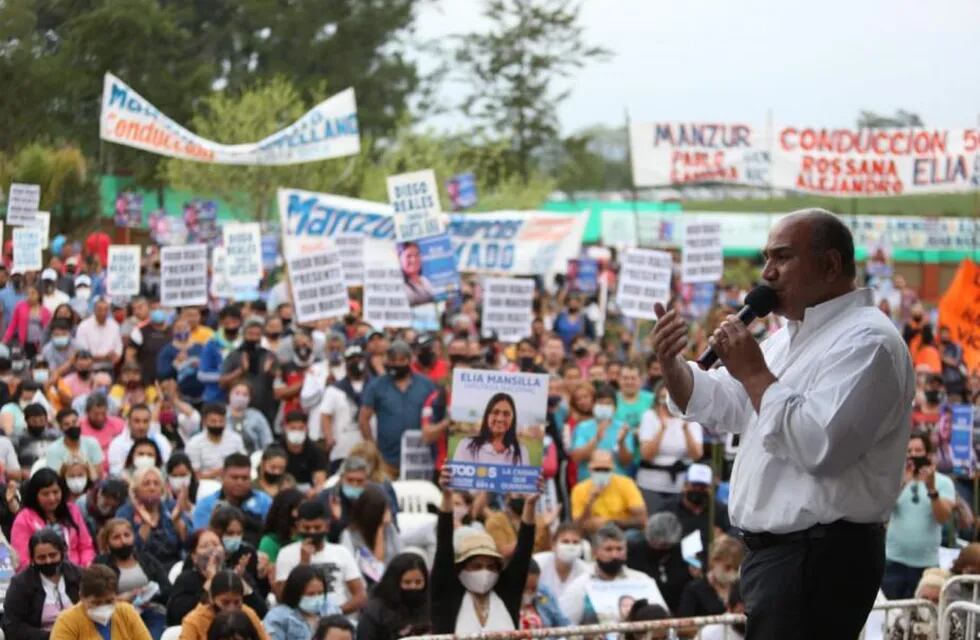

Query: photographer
[882,431,955,599]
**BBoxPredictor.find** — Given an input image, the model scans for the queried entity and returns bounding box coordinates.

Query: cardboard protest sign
[681,219,723,283]
[568,258,599,295]
[287,247,349,324]
[400,431,434,481]
[387,169,443,242]
[950,404,974,477]
[362,265,413,329]
[106,245,141,296]
[6,183,40,226]
[939,260,980,372]
[101,72,360,165]
[335,233,365,287]
[222,223,263,285]
[33,212,51,249]
[481,277,535,343]
[396,233,459,305]
[447,368,548,494]
[12,227,43,272]
[616,248,673,320]
[160,244,208,307]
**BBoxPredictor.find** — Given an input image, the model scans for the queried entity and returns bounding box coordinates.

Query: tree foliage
[0,144,93,227]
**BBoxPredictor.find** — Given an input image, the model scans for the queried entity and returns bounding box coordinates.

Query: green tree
[162,77,365,221]
[0,144,93,228]
[454,0,610,182]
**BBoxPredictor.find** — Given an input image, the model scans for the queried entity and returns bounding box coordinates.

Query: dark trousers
[740,523,885,640]
[881,560,925,600]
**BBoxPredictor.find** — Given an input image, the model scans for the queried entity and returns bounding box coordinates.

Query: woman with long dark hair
[263,564,337,640]
[180,570,269,640]
[339,485,402,587]
[2,528,81,638]
[398,242,435,306]
[258,488,303,579]
[4,284,51,356]
[452,392,530,465]
[356,552,431,640]
[10,468,94,570]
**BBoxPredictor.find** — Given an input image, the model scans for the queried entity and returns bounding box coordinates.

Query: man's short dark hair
[85,393,108,411]
[284,410,307,425]
[297,500,328,522]
[315,614,355,639]
[56,408,78,424]
[24,403,47,420]
[219,304,242,320]
[80,564,118,597]
[129,403,151,418]
[802,208,856,279]
[223,452,251,470]
[202,403,226,420]
[50,319,72,333]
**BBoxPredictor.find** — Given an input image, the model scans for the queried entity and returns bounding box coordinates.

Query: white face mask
[712,568,739,586]
[593,405,615,421]
[170,476,191,492]
[75,288,91,301]
[555,542,583,564]
[87,603,116,625]
[453,505,470,521]
[459,568,499,595]
[66,477,88,495]
[591,470,612,489]
[134,455,156,470]
[286,430,306,445]
[522,592,534,606]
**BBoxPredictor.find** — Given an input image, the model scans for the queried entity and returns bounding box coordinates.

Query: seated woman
[254,446,293,499]
[77,477,129,538]
[208,610,263,640]
[356,552,431,640]
[180,570,269,640]
[165,452,198,521]
[59,456,93,504]
[167,530,268,625]
[518,558,570,629]
[677,534,744,617]
[49,563,151,639]
[115,464,190,570]
[93,518,172,639]
[264,564,339,640]
[122,437,165,480]
[339,485,402,587]
[11,468,95,570]
[2,528,81,639]
[257,488,303,583]
[210,504,265,605]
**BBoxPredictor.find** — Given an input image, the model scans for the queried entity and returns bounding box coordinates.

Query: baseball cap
[343,344,364,359]
[75,274,92,288]
[686,463,713,486]
[41,268,58,282]
[454,530,503,565]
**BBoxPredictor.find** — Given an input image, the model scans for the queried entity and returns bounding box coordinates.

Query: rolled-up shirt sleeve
[757,341,902,477]
[667,362,752,434]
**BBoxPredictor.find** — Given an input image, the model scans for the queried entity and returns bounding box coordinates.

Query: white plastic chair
[392,480,442,514]
[167,561,183,586]
[250,450,262,481]
[197,479,222,500]
[161,626,181,640]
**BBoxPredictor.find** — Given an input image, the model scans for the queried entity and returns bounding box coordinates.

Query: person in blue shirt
[520,558,571,629]
[358,340,435,478]
[614,363,654,430]
[192,453,272,547]
[570,384,635,481]
[156,318,205,403]
[198,305,243,403]
[552,293,595,349]
[0,265,25,339]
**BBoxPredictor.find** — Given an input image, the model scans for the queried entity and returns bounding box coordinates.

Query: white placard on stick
[210,247,234,299]
[160,244,208,307]
[481,277,535,343]
[30,212,51,249]
[335,232,365,287]
[222,223,263,285]
[363,264,413,328]
[6,183,40,226]
[616,248,673,320]
[288,247,349,324]
[12,227,43,273]
[681,220,723,284]
[387,169,443,242]
[106,245,141,296]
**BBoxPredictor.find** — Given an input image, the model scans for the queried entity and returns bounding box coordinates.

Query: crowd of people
[0,233,975,639]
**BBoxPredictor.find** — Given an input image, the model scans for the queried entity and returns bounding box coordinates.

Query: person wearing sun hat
[430,467,542,634]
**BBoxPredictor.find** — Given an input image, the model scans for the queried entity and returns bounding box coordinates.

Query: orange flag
[938,259,980,373]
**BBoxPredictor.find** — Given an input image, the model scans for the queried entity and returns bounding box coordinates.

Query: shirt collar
[787,288,872,340]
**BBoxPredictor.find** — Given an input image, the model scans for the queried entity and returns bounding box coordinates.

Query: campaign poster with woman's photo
[396,233,460,306]
[447,368,549,494]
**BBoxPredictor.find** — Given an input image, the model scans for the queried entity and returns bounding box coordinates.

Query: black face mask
[547,395,562,409]
[417,350,436,368]
[295,346,312,360]
[388,365,411,380]
[207,426,224,438]
[110,544,134,560]
[449,354,468,367]
[518,356,535,371]
[573,347,588,359]
[224,327,240,340]
[925,390,941,404]
[685,491,708,507]
[76,369,91,379]
[305,532,327,547]
[596,557,624,576]
[65,426,81,440]
[346,361,363,378]
[344,314,357,325]
[400,588,426,607]
[242,339,259,352]
[263,472,283,485]
[265,332,281,341]
[35,561,60,577]
[28,425,47,438]
[508,497,525,514]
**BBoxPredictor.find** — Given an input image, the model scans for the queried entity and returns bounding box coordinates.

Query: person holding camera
[882,431,956,599]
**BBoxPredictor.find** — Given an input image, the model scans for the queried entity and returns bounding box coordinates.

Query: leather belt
[737,520,884,552]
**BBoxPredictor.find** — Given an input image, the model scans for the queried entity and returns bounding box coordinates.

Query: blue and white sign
[951,404,974,476]
[396,233,460,306]
[447,172,478,210]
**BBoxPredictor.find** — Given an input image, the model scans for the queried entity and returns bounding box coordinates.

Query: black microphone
[696,285,777,371]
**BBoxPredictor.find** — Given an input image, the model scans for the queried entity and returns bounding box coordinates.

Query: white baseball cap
[686,463,713,485]
[41,268,58,282]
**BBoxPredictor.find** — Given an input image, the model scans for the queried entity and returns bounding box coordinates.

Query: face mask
[596,557,624,576]
[242,339,259,351]
[158,410,177,427]
[222,535,242,553]
[346,361,363,378]
[207,426,224,438]
[34,369,49,383]
[518,356,535,371]
[924,390,941,404]
[286,430,306,445]
[711,568,739,586]
[265,332,281,341]
[75,288,91,301]
[174,331,190,342]
[150,310,167,324]
[110,543,134,560]
[87,603,116,626]
[224,327,240,341]
[401,588,426,607]
[341,484,364,500]
[449,354,468,367]
[229,393,250,411]
[522,592,535,607]
[388,365,411,379]
[328,351,343,365]
[170,476,191,493]
[593,405,614,421]
[36,561,60,577]
[12,360,25,373]
[76,369,91,380]
[574,347,588,359]
[65,426,82,440]
[685,490,708,507]
[295,346,313,362]
[299,594,325,615]
[418,350,436,368]
[459,568,499,595]
[453,505,470,521]
[134,455,156,470]
[66,477,88,494]
[263,472,283,485]
[28,425,47,438]
[547,395,562,409]
[591,470,612,489]
[508,497,525,514]
[556,542,582,564]
[96,496,116,516]
[53,335,71,349]
[125,380,141,390]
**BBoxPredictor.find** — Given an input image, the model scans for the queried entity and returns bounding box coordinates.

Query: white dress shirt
[672,288,914,534]
[74,316,123,358]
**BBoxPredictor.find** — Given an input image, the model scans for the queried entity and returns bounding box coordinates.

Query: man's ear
[824,249,844,282]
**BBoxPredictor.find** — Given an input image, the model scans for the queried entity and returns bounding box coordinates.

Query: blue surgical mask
[299,594,326,615]
[593,405,614,421]
[175,331,190,342]
[53,335,71,349]
[222,535,242,553]
[150,309,167,324]
[341,484,364,500]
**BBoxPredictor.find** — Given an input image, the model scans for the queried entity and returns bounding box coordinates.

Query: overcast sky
[414,0,980,134]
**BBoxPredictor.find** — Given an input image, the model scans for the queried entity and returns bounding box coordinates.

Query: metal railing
[860,599,938,640]
[404,613,747,639]
[942,601,980,640]
[938,575,980,638]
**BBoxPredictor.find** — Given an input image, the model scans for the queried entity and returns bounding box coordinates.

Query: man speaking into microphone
[651,209,913,639]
